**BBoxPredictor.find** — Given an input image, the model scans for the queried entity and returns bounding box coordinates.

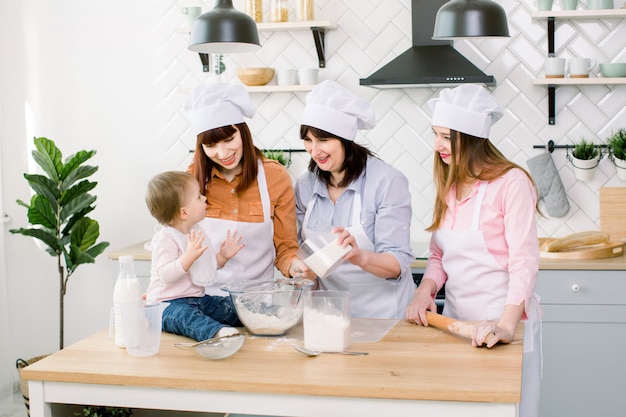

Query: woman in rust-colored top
[184,82,310,295]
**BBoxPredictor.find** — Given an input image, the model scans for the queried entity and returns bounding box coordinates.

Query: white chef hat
[183,82,256,136]
[428,84,503,139]
[301,80,376,141]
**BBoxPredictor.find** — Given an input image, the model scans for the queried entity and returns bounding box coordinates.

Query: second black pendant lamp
[432,0,510,39]
[188,0,261,54]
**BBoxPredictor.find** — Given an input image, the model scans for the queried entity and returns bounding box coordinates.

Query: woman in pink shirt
[405,85,542,417]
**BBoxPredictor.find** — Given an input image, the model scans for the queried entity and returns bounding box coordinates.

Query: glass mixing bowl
[221,279,313,336]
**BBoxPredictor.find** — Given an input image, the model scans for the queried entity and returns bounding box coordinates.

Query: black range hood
[359,0,496,88]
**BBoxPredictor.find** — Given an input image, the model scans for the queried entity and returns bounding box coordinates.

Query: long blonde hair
[427,130,539,232]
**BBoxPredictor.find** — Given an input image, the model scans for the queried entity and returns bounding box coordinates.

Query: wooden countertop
[21,320,523,404]
[108,242,625,271]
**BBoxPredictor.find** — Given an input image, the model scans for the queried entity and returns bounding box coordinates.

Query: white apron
[199,160,276,296]
[434,181,542,417]
[302,188,415,319]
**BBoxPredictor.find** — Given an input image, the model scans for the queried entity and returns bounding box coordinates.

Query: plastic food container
[297,232,352,279]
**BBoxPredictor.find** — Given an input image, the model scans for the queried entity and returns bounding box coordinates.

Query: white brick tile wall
[163,0,626,241]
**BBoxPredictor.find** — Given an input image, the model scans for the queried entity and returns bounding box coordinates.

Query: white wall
[1,0,625,395]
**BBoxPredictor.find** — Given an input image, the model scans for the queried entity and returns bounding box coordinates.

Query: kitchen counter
[109,241,626,271]
[22,320,524,417]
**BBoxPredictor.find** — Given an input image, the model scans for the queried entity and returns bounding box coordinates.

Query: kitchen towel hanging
[527,152,570,217]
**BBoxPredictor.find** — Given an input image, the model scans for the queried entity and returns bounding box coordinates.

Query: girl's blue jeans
[162,295,241,341]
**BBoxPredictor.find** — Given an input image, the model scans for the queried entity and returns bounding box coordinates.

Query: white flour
[303,241,351,278]
[303,308,351,352]
[235,298,303,335]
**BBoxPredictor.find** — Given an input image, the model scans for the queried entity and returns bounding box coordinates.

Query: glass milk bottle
[113,255,142,348]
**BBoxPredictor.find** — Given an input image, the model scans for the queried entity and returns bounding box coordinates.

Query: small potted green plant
[74,405,133,417]
[606,128,626,181]
[570,138,600,181]
[262,149,289,166]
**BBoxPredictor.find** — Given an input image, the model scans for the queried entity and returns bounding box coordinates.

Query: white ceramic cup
[277,68,298,85]
[182,7,202,28]
[537,0,554,10]
[561,0,578,10]
[298,68,319,85]
[587,0,614,9]
[545,57,567,78]
[570,58,596,78]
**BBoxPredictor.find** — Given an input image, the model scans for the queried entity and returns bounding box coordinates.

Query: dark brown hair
[300,125,374,188]
[190,123,263,194]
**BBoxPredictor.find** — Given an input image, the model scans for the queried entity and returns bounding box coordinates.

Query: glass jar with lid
[270,0,289,22]
[245,0,263,23]
[296,0,314,21]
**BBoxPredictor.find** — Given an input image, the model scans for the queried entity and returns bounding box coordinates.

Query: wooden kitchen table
[21,320,524,417]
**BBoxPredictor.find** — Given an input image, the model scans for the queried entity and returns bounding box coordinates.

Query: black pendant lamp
[433,0,510,39]
[188,0,261,54]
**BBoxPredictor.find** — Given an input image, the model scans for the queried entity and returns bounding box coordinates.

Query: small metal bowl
[193,334,245,360]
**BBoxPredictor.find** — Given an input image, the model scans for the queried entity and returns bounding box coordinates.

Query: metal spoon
[174,333,241,348]
[292,345,368,356]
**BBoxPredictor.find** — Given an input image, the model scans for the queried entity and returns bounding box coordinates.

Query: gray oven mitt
[526,152,570,217]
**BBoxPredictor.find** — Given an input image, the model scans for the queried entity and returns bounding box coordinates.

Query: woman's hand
[472,321,514,348]
[289,258,315,280]
[331,226,360,265]
[405,278,438,326]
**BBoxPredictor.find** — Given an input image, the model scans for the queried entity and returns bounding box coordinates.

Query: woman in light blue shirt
[294,81,415,319]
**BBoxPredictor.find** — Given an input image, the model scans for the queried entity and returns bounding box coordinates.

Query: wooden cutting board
[539,238,624,259]
[600,187,626,242]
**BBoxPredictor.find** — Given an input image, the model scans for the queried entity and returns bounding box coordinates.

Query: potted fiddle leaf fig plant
[570,138,600,181]
[606,128,626,181]
[11,137,110,350]
[11,137,110,415]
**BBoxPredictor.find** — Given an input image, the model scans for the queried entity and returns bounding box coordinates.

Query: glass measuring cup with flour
[297,232,352,279]
[303,290,351,352]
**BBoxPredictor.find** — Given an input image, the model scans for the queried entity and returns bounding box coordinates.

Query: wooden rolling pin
[425,311,495,346]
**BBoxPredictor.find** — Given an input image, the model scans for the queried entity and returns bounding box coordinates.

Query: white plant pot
[614,157,626,181]
[571,155,599,181]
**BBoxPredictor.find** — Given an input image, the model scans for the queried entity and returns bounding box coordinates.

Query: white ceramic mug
[587,0,614,9]
[570,58,596,78]
[298,68,319,85]
[561,0,578,9]
[182,7,202,28]
[537,0,554,10]
[277,68,297,86]
[545,57,567,78]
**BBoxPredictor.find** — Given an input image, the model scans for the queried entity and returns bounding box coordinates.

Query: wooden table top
[22,320,523,404]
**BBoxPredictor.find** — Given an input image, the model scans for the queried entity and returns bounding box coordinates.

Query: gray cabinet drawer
[537,270,626,305]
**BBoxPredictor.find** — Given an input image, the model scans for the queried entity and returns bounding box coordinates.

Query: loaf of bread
[541,231,610,252]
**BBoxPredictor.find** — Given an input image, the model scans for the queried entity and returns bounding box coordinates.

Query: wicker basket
[16,355,50,416]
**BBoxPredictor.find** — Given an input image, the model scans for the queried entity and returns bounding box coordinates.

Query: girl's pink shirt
[425,168,540,313]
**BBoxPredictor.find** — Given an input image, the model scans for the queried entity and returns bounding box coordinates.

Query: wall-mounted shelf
[531,9,626,19]
[533,78,626,85]
[180,20,335,69]
[532,8,626,125]
[177,85,315,95]
[258,20,335,68]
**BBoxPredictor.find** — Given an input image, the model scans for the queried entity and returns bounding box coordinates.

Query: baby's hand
[220,229,245,260]
[185,229,208,264]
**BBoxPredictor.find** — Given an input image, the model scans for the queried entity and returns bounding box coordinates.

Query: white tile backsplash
[163,0,626,241]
